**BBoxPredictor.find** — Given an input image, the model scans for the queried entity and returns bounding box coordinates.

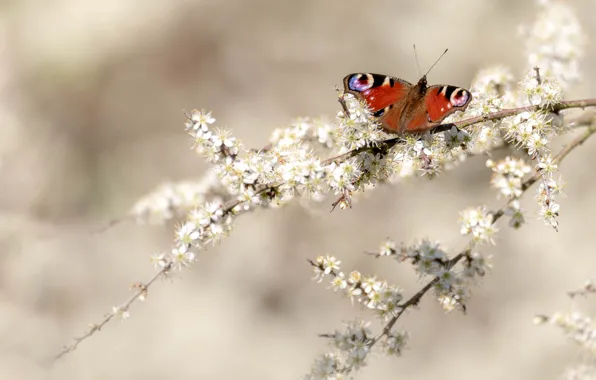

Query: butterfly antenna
[425,48,449,77]
[413,44,422,77]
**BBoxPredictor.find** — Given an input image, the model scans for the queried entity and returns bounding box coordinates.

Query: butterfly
[342,72,472,134]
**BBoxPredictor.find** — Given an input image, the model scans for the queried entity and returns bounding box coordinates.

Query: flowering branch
[222,99,596,214]
[305,119,596,378]
[455,98,596,130]
[52,99,596,366]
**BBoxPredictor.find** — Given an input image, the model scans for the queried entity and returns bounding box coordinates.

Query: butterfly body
[343,73,471,134]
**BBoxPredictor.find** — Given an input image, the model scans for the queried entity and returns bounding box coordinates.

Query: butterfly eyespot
[348,74,374,92]
[450,89,470,107]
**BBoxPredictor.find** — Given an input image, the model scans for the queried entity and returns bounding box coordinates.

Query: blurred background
[1,0,596,379]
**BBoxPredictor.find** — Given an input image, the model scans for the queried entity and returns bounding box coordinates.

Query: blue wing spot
[451,89,471,107]
[349,75,371,92]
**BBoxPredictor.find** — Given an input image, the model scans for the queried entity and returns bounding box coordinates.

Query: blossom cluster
[308,253,410,378]
[304,320,409,380]
[384,233,493,309]
[335,94,388,151]
[312,256,404,321]
[487,156,531,199]
[131,169,228,224]
[486,157,530,228]
[151,200,234,272]
[459,206,497,245]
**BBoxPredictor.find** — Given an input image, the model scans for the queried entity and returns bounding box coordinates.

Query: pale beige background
[1,0,596,379]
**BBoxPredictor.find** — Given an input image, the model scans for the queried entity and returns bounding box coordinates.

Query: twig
[52,264,171,364]
[567,280,596,298]
[91,215,133,234]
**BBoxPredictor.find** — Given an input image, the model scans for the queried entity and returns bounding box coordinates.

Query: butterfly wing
[403,84,472,133]
[343,73,412,133]
[425,85,472,122]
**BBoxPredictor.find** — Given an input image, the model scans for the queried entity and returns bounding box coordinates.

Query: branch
[370,119,596,347]
[224,98,596,213]
[53,101,596,364]
[455,99,596,129]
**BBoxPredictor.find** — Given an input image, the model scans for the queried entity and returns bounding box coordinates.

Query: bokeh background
[1,0,596,379]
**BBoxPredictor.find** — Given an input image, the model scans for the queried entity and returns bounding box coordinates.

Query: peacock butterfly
[342,54,472,134]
